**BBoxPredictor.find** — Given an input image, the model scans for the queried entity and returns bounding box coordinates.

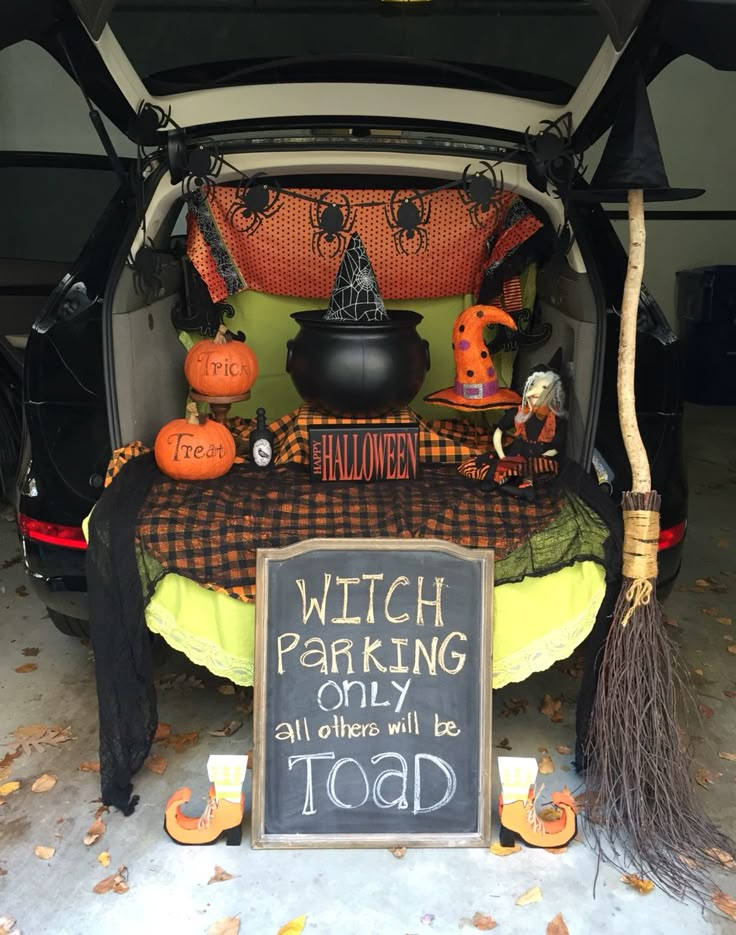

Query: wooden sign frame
[252,538,494,849]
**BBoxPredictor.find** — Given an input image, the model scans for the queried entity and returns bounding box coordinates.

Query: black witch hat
[323,233,388,323]
[572,74,704,203]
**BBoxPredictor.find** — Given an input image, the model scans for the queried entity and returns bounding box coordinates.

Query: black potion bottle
[250,408,274,468]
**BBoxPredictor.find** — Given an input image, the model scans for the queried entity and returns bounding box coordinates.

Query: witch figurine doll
[458,349,567,499]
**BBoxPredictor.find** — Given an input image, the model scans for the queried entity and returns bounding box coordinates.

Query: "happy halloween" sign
[308,424,419,483]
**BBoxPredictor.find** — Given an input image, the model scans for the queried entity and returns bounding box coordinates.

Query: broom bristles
[585,490,736,903]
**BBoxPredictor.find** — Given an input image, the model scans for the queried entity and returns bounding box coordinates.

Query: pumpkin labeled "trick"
[155,402,236,480]
[184,324,258,397]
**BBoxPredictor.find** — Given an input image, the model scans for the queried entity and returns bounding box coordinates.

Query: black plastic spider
[458,162,503,228]
[134,102,175,148]
[384,190,431,255]
[182,141,225,197]
[523,113,585,196]
[128,242,164,300]
[226,173,282,234]
[309,193,356,258]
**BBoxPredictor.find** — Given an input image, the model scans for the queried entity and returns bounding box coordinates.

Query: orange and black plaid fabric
[135,460,565,603]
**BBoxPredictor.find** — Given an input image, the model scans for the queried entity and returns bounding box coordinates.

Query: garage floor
[1,405,735,935]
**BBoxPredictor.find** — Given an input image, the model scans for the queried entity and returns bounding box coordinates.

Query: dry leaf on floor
[724,690,736,698]
[717,538,730,549]
[158,731,199,752]
[556,745,572,755]
[539,755,555,774]
[515,886,543,906]
[14,663,37,674]
[98,851,111,867]
[728,645,736,655]
[153,723,171,741]
[705,848,736,869]
[21,647,39,656]
[719,752,736,761]
[208,720,242,738]
[664,615,679,628]
[471,912,498,930]
[84,818,106,846]
[546,913,570,935]
[0,782,20,796]
[701,607,718,616]
[15,585,28,597]
[94,804,109,820]
[277,915,307,935]
[495,737,512,750]
[621,874,655,893]
[208,919,240,935]
[79,761,100,773]
[12,725,73,755]
[540,694,563,722]
[538,746,548,754]
[0,916,18,935]
[489,841,521,856]
[693,667,705,676]
[93,865,129,895]
[388,846,407,859]
[34,845,55,860]
[699,703,715,718]
[217,683,236,695]
[144,755,167,775]
[501,697,528,717]
[0,868,6,875]
[718,617,733,626]
[713,889,736,920]
[31,774,57,793]
[695,768,722,788]
[208,865,237,884]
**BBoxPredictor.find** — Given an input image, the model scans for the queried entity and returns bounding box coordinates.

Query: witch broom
[576,77,736,901]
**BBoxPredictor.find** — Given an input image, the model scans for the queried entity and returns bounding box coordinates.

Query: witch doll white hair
[515,368,567,426]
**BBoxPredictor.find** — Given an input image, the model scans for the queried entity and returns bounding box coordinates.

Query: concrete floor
[1,405,735,935]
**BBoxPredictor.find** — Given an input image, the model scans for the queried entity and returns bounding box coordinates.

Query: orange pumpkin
[155,402,236,480]
[184,324,258,397]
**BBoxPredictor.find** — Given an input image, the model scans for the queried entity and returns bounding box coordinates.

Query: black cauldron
[286,310,430,416]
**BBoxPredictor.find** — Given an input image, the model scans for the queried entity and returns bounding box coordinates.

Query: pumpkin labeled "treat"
[155,402,236,480]
[184,324,258,397]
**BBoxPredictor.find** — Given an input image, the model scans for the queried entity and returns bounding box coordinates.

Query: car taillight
[658,520,687,551]
[17,514,87,550]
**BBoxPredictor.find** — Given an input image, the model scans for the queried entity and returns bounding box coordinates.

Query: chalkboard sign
[252,538,493,848]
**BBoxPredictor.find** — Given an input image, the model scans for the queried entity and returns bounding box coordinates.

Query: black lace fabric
[86,455,163,814]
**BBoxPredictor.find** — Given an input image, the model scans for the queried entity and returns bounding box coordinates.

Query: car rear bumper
[21,536,89,620]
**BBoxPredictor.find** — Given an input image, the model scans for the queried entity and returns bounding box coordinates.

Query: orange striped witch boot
[164,785,245,846]
[498,786,578,849]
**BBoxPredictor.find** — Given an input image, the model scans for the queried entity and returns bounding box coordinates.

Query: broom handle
[617,189,651,494]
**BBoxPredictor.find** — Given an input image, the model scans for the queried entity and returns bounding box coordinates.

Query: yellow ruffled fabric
[144,561,605,689]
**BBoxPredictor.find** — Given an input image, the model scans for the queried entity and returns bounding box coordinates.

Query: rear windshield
[110,0,607,103]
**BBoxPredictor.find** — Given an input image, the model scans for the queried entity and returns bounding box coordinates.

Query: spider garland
[130,102,589,257]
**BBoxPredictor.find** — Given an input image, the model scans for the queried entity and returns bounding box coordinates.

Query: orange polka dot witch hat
[424,305,522,411]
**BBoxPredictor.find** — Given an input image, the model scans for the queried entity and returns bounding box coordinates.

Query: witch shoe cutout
[164,784,245,845]
[498,786,577,849]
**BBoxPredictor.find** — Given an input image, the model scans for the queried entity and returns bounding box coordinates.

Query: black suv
[6,0,734,637]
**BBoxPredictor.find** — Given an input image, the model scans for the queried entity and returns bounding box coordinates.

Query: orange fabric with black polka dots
[186,187,542,303]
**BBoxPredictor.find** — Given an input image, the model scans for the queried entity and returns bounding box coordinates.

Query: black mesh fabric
[86,455,164,814]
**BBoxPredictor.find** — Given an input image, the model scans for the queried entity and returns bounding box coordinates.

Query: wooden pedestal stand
[189,391,251,425]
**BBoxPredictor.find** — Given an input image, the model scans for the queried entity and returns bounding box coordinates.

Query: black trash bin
[676,265,736,405]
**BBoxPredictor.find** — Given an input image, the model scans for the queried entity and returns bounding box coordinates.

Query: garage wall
[589,55,736,330]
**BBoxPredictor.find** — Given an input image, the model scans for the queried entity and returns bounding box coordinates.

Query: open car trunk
[105,154,603,470]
